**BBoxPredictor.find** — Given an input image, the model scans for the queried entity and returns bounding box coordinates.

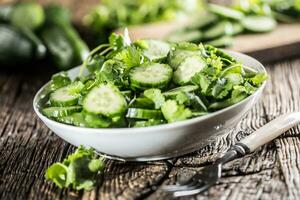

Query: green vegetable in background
[11,2,45,30]
[84,0,205,43]
[0,25,35,66]
[45,5,89,64]
[0,2,88,69]
[39,33,267,128]
[45,146,105,190]
[40,25,75,70]
[241,15,277,32]
[0,5,13,22]
[40,5,89,70]
[8,2,47,59]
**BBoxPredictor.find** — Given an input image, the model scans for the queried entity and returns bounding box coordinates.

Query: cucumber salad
[40,32,267,128]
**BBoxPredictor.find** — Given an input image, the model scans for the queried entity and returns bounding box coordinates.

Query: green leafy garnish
[45,146,105,190]
[161,100,192,123]
[41,33,267,128]
[50,72,71,91]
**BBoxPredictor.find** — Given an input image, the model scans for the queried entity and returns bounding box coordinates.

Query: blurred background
[0,0,299,72]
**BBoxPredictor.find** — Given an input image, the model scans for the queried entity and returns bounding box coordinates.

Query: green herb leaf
[50,72,71,91]
[114,46,142,69]
[45,146,105,191]
[249,72,268,86]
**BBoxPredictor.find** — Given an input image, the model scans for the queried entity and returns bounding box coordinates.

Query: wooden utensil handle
[239,112,300,153]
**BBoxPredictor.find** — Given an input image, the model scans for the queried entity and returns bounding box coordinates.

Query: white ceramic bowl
[33,50,266,161]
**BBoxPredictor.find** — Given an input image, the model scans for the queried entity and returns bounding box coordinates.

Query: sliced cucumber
[185,13,218,30]
[208,4,244,20]
[241,16,277,33]
[203,21,234,40]
[173,56,206,85]
[56,112,88,127]
[84,113,111,128]
[129,63,173,90]
[83,83,127,117]
[130,97,155,109]
[192,112,209,117]
[163,85,199,97]
[42,106,82,118]
[168,49,201,69]
[231,22,244,35]
[167,30,202,43]
[50,81,84,106]
[126,108,163,120]
[132,119,165,127]
[142,40,171,61]
[206,36,233,48]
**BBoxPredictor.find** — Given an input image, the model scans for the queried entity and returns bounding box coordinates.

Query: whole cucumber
[11,2,45,30]
[0,5,13,22]
[44,5,89,68]
[0,25,34,66]
[9,2,47,59]
[39,25,74,70]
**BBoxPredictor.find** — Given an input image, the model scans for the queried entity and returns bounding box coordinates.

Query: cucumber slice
[185,13,218,30]
[83,84,127,117]
[130,97,155,109]
[126,108,163,120]
[167,30,202,43]
[132,119,165,127]
[163,85,199,96]
[168,49,201,70]
[142,40,171,61]
[50,81,84,106]
[192,112,209,117]
[42,106,82,118]
[232,22,244,35]
[241,16,277,33]
[173,56,206,85]
[203,21,234,40]
[56,112,88,127]
[206,36,233,48]
[129,63,173,90]
[208,4,244,20]
[84,113,111,128]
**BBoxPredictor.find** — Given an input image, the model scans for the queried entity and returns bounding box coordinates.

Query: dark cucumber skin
[0,25,34,66]
[40,25,75,70]
[44,5,89,68]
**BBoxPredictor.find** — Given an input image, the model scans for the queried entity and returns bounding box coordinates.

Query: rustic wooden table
[1,57,300,200]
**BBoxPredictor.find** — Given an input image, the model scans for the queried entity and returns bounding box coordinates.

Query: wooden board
[1,58,300,200]
[118,23,300,63]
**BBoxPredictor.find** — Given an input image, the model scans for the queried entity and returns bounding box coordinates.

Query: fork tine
[173,184,211,197]
[161,182,199,192]
[162,178,204,192]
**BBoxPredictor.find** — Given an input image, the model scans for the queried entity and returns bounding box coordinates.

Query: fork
[162,112,300,197]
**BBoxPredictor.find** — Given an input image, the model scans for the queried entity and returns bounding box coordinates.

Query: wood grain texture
[0,59,300,200]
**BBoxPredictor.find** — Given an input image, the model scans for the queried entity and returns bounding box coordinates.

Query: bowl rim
[33,50,267,133]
